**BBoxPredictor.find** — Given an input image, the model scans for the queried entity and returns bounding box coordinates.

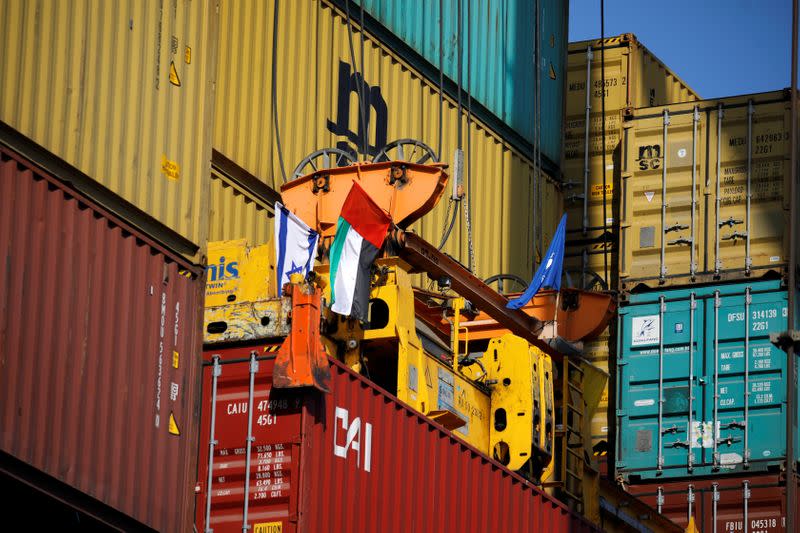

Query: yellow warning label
[161,155,180,181]
[169,60,181,86]
[254,523,282,533]
[184,46,192,64]
[172,350,180,369]
[549,62,556,80]
[590,183,613,198]
[168,412,180,436]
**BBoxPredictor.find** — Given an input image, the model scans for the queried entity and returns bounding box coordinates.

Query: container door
[620,106,705,289]
[617,293,702,480]
[709,100,789,278]
[702,285,787,475]
[195,352,303,533]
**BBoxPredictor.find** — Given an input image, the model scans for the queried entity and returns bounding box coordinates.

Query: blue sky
[568,0,795,99]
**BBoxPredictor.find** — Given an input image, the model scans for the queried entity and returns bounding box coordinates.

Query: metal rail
[745,101,754,274]
[713,290,721,470]
[714,104,724,276]
[204,355,222,533]
[690,107,699,279]
[582,46,593,236]
[241,352,259,532]
[657,295,666,473]
[659,110,670,283]
[744,286,751,468]
[688,292,696,472]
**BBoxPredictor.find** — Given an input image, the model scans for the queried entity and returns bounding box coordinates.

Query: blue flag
[507,214,567,310]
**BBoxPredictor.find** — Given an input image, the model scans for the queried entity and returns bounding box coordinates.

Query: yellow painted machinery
[203,159,615,487]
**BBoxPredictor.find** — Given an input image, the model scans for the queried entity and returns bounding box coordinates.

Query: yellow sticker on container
[168,412,180,436]
[169,60,181,86]
[172,350,180,369]
[254,523,282,533]
[161,155,180,181]
[184,46,192,64]
[590,183,613,198]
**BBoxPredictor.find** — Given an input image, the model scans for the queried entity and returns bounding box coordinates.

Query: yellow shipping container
[211,0,561,281]
[563,34,698,288]
[619,90,792,291]
[0,0,218,261]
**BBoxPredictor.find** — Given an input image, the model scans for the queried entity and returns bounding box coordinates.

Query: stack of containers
[615,89,798,531]
[0,1,217,530]
[209,0,567,284]
[563,34,699,467]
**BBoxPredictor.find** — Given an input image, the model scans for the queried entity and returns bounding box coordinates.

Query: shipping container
[619,90,793,291]
[213,0,562,282]
[597,478,684,533]
[195,346,597,532]
[0,0,219,260]
[0,146,204,531]
[353,0,568,167]
[209,169,273,248]
[626,474,800,533]
[563,34,698,288]
[616,280,798,482]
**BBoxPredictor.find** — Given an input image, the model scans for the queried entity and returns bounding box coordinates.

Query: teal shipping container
[350,0,567,173]
[616,280,797,482]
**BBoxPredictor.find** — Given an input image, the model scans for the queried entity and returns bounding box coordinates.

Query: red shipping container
[626,474,799,533]
[0,146,204,531]
[195,344,598,532]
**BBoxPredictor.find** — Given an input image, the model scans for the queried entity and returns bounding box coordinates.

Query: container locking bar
[690,107,699,278]
[743,480,751,533]
[657,295,666,472]
[714,104,725,276]
[713,290,721,470]
[204,355,222,533]
[582,46,593,236]
[744,286,751,467]
[746,100,754,274]
[659,110,670,283]
[687,484,695,522]
[657,486,664,514]
[712,483,720,533]
[241,351,258,532]
[688,292,696,472]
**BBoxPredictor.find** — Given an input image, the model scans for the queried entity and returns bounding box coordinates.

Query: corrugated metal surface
[354,0,567,164]
[209,170,272,247]
[627,474,797,533]
[562,34,699,287]
[0,0,218,257]
[619,91,791,291]
[196,346,598,532]
[0,147,203,532]
[616,280,795,482]
[213,0,561,281]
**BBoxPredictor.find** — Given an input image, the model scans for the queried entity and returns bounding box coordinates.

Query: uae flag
[329,182,391,321]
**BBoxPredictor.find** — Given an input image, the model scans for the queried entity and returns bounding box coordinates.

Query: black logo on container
[637,144,662,171]
[326,61,388,158]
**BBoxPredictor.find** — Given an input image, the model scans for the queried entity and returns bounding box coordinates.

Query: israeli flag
[275,202,320,291]
[507,214,567,310]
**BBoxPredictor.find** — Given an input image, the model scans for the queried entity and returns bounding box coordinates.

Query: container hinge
[664,222,689,233]
[721,231,748,241]
[668,237,693,246]
[718,216,743,228]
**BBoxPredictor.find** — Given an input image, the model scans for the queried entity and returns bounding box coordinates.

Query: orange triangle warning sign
[168,412,180,435]
[169,61,181,86]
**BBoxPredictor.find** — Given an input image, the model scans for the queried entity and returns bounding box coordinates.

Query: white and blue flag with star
[274,202,320,291]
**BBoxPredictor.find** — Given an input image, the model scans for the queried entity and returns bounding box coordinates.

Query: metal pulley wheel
[483,274,529,295]
[372,139,439,164]
[291,148,356,181]
[561,269,608,292]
